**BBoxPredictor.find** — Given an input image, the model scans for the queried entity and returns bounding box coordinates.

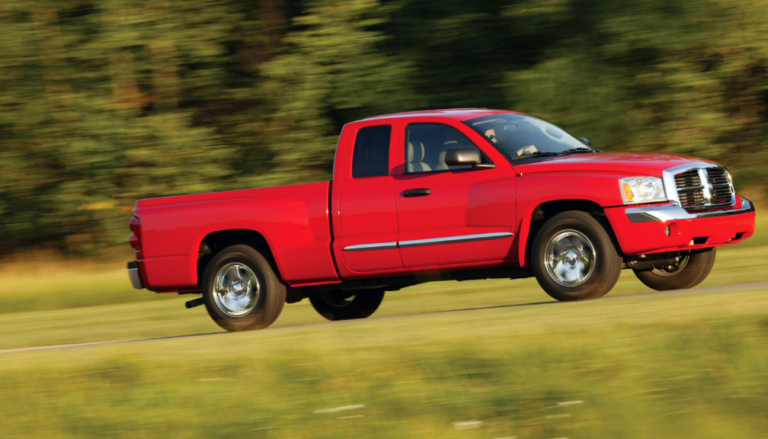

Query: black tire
[532,211,622,301]
[202,245,286,331]
[308,289,385,321]
[633,248,716,291]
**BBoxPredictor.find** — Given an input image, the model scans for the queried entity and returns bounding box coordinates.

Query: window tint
[405,123,490,174]
[352,125,391,178]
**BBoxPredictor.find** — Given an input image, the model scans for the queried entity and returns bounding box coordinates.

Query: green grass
[0,262,175,314]
[0,210,764,438]
[0,288,767,438]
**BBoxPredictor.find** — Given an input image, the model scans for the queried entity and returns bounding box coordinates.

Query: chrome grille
[672,166,734,212]
[674,169,701,188]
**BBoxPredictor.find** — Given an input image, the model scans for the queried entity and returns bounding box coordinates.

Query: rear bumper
[605,196,756,255]
[127,261,144,290]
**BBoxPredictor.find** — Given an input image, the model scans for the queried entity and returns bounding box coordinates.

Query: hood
[511,152,718,176]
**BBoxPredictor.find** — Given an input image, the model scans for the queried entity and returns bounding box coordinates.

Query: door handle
[402,188,431,197]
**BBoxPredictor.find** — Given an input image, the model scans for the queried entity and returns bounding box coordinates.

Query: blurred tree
[0,0,766,256]
[254,0,418,186]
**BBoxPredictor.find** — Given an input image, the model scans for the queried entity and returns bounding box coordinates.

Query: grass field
[0,213,765,438]
[1,288,767,438]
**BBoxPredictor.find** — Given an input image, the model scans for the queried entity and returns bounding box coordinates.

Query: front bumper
[605,196,756,255]
[127,261,144,290]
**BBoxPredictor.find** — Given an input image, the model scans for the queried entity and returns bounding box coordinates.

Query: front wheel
[309,289,385,321]
[633,248,716,291]
[532,211,623,301]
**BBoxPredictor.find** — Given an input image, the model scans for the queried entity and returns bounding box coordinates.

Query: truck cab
[127,109,756,331]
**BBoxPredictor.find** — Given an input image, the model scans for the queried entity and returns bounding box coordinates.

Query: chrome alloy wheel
[544,229,597,287]
[212,263,260,317]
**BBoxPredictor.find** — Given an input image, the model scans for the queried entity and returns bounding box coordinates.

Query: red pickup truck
[127,109,756,331]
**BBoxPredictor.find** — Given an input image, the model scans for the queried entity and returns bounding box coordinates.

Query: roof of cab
[357,108,521,123]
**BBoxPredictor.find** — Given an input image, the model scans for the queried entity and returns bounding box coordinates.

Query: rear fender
[137,198,338,290]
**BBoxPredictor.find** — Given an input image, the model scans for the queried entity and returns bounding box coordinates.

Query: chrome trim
[212,263,260,317]
[662,162,736,209]
[544,229,596,287]
[399,232,514,248]
[626,197,754,223]
[344,232,514,252]
[343,242,398,252]
[127,261,143,290]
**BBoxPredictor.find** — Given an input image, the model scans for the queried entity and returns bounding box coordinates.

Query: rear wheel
[633,248,716,291]
[202,245,286,331]
[309,289,385,321]
[532,211,622,301]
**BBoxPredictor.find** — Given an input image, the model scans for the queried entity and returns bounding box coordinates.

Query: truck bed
[134,182,340,291]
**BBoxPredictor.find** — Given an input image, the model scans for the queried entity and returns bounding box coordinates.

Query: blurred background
[2,2,768,437]
[1,0,767,258]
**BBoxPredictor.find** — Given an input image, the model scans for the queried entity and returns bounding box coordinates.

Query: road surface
[1,281,766,356]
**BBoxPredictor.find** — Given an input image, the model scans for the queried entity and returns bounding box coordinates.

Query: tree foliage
[0,0,766,255]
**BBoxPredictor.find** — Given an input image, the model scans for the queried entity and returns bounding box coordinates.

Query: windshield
[464,114,592,161]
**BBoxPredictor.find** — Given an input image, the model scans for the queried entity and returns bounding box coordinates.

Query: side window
[405,123,491,174]
[352,125,392,178]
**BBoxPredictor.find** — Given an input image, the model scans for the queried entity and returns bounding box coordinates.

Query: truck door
[394,121,517,268]
[334,123,404,273]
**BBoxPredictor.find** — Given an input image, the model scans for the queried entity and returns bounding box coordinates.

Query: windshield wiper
[562,147,600,154]
[510,151,562,161]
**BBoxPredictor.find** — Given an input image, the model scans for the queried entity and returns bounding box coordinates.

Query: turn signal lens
[622,182,635,201]
[619,176,667,205]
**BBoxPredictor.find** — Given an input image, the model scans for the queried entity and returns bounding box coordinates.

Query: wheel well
[526,200,623,262]
[197,230,280,284]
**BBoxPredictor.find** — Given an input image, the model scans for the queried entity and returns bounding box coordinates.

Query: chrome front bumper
[626,197,755,223]
[127,261,144,290]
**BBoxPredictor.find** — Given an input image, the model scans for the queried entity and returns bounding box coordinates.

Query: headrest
[408,141,425,162]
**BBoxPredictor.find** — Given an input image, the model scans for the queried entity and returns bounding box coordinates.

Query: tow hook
[185,297,205,309]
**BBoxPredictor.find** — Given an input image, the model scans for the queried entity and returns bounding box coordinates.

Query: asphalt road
[2,281,766,356]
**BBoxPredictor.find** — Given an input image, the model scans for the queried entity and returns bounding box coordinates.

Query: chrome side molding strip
[626,197,754,223]
[343,232,514,252]
[343,242,398,252]
[399,232,514,248]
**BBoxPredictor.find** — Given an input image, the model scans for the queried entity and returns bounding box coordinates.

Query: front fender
[515,171,626,268]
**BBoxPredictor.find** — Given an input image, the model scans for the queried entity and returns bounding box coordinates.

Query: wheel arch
[518,199,622,269]
[197,229,281,286]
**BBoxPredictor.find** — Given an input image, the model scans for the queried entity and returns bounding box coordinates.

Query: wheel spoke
[212,263,260,317]
[544,229,596,288]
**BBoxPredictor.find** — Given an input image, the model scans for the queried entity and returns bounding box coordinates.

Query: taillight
[129,217,139,233]
[129,217,141,251]
[129,234,140,250]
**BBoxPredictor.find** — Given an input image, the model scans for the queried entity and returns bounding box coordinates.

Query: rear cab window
[352,125,392,178]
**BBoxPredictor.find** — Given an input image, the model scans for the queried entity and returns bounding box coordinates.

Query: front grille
[673,166,734,211]
[675,169,701,189]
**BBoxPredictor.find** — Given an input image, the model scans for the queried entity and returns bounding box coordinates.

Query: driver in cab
[483,125,537,156]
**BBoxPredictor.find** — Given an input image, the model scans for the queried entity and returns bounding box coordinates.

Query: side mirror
[579,137,592,147]
[445,147,481,166]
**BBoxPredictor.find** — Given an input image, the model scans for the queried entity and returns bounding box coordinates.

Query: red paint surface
[132,109,756,292]
[605,198,756,255]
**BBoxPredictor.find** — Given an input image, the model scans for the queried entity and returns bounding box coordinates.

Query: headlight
[619,176,667,204]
